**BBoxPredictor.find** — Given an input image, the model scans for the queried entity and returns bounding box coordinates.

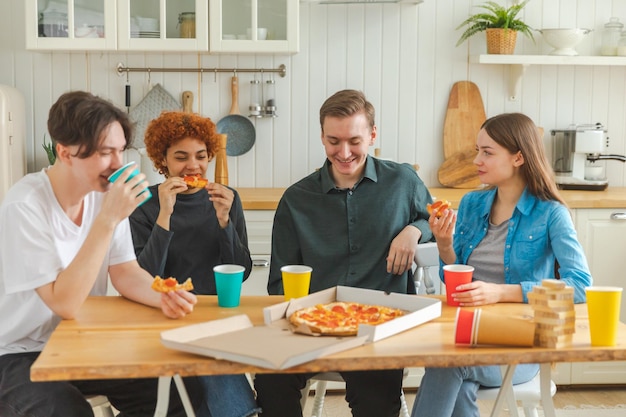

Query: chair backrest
[414,242,440,295]
[415,242,439,268]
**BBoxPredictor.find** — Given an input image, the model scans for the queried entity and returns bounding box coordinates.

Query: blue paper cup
[214,264,245,308]
[107,162,152,206]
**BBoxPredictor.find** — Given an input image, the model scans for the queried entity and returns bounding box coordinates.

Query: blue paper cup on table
[107,162,152,206]
[214,264,245,307]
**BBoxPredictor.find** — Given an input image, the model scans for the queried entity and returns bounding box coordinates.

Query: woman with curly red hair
[129,111,259,417]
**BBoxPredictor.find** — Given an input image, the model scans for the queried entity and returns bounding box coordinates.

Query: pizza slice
[151,276,194,293]
[427,199,451,218]
[183,174,209,189]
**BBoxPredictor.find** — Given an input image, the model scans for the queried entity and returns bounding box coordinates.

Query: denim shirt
[445,187,592,303]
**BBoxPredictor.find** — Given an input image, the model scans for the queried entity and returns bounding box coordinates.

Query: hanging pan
[217,75,256,156]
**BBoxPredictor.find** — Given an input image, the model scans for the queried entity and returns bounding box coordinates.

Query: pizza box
[161,314,368,370]
[265,286,442,342]
[161,286,441,370]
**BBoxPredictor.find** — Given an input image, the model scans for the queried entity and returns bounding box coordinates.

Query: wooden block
[534,316,576,326]
[534,309,576,319]
[541,279,566,289]
[531,286,574,299]
[528,293,575,309]
[534,333,574,348]
[535,326,576,337]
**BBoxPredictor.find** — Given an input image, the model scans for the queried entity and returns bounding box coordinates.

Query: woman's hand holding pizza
[157,177,188,214]
[207,183,234,228]
[428,199,456,248]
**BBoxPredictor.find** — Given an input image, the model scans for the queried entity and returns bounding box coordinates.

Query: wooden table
[31,296,626,417]
[237,187,626,210]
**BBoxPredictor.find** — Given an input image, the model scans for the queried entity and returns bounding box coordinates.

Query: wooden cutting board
[442,81,486,159]
[438,150,482,189]
[438,81,486,188]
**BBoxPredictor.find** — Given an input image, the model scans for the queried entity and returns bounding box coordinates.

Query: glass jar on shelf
[618,31,626,56]
[600,17,624,56]
[178,12,195,38]
[39,10,68,38]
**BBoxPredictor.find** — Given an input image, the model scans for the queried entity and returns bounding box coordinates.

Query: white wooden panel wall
[1,0,625,188]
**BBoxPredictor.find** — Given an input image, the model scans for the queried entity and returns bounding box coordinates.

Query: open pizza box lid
[161,286,441,370]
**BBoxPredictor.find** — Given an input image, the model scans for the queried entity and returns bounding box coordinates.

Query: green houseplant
[42,134,56,165]
[456,0,534,54]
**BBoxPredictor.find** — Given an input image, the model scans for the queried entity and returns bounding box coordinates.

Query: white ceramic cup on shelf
[246,27,268,40]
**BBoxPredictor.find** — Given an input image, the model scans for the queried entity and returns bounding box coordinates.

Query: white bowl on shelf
[538,28,592,56]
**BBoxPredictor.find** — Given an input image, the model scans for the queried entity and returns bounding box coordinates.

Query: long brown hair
[481,113,566,206]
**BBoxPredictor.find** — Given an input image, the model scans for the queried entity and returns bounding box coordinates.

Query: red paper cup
[455,308,476,345]
[443,264,474,306]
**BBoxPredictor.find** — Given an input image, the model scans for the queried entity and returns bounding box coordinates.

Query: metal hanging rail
[116,62,287,78]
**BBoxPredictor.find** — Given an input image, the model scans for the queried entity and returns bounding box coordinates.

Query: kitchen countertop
[238,187,626,210]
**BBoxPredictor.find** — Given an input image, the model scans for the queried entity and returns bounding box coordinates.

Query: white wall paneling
[1,0,625,188]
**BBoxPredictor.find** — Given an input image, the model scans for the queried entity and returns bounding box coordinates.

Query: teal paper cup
[107,162,152,205]
[214,264,245,308]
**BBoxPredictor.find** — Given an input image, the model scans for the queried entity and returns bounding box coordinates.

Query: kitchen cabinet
[26,0,117,50]
[26,0,298,53]
[209,0,299,54]
[242,210,274,296]
[568,208,626,384]
[117,0,209,51]
[550,208,626,385]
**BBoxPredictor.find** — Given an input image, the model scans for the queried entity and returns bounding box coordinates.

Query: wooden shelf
[470,54,626,100]
[471,54,626,66]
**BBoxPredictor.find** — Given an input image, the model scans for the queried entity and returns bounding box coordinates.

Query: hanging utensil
[217,75,256,156]
[129,84,180,149]
[182,90,193,113]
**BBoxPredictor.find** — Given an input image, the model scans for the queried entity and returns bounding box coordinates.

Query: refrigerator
[0,84,26,202]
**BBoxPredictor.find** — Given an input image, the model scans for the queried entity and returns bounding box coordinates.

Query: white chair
[86,395,116,417]
[300,371,410,417]
[476,371,557,417]
[413,241,440,295]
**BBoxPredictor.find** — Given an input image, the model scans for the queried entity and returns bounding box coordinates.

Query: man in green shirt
[254,89,434,417]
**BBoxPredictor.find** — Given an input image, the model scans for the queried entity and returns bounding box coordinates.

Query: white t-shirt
[0,169,135,356]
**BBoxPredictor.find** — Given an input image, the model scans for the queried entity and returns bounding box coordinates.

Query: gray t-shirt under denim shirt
[467,220,508,284]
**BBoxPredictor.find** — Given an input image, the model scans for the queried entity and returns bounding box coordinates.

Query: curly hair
[144,111,219,176]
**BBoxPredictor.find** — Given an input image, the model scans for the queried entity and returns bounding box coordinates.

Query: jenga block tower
[528,279,576,348]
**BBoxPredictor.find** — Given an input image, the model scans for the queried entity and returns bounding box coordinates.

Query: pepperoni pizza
[289,301,406,336]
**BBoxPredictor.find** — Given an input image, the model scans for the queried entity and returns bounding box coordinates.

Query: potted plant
[42,134,56,165]
[456,0,534,54]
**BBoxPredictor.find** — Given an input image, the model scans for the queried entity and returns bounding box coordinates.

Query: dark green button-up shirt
[267,155,434,295]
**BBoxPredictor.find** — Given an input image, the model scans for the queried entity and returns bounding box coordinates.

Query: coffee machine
[551,123,626,191]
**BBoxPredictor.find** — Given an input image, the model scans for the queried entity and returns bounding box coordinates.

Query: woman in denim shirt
[411,113,592,417]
